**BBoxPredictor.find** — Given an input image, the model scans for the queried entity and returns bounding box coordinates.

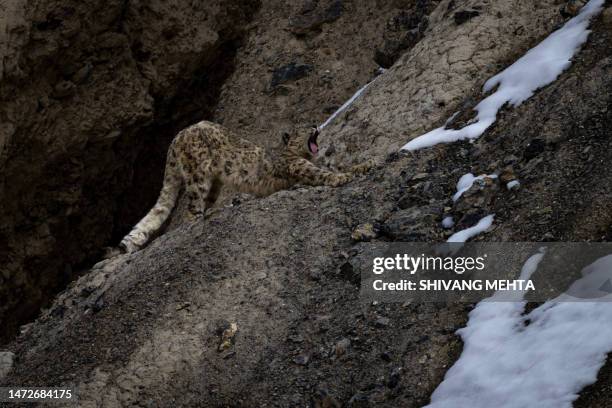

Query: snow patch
[446,214,494,243]
[442,216,455,229]
[319,71,384,130]
[506,180,520,190]
[453,173,498,202]
[426,252,612,408]
[402,0,605,151]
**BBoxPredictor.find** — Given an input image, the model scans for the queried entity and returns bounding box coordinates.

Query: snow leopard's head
[282,125,319,160]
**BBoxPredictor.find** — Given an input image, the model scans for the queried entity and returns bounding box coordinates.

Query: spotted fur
[118,121,369,253]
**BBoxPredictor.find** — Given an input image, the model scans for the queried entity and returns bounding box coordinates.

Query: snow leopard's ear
[282,131,291,145]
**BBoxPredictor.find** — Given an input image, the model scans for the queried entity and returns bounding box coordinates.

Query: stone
[412,172,429,180]
[289,0,343,35]
[218,322,238,351]
[52,80,76,98]
[374,3,434,68]
[561,0,587,18]
[380,351,392,362]
[339,262,359,285]
[503,154,519,165]
[382,204,443,241]
[270,63,313,88]
[374,316,390,328]
[72,62,93,84]
[312,387,341,408]
[454,10,480,25]
[397,191,428,209]
[293,353,310,366]
[499,166,517,183]
[351,223,378,242]
[348,392,370,407]
[0,352,15,380]
[335,338,351,357]
[387,367,401,388]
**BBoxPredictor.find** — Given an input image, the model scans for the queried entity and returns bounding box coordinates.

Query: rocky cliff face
[212,0,441,152]
[1,0,611,407]
[0,0,258,341]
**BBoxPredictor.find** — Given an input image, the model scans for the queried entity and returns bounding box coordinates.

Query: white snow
[506,180,520,190]
[444,111,460,126]
[402,0,605,151]
[442,216,455,229]
[319,72,383,130]
[446,214,494,243]
[426,252,612,408]
[453,173,498,202]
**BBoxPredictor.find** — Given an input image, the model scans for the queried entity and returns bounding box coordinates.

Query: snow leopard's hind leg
[184,171,214,221]
[119,148,182,253]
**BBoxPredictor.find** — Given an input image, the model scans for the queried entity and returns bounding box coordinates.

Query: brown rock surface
[0,1,611,407]
[317,0,567,167]
[0,0,259,341]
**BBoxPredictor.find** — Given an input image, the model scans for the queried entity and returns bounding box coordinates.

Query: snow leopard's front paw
[348,159,376,176]
[327,172,353,187]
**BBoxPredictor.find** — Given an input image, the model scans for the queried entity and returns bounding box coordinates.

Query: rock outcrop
[317,0,568,166]
[0,0,258,341]
[1,0,611,406]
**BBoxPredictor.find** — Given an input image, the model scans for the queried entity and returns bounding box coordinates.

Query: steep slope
[2,2,610,407]
[0,0,259,342]
[0,0,441,345]
[212,0,440,152]
[316,0,570,166]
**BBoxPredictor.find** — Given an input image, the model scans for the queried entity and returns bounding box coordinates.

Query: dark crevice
[111,37,246,242]
[0,1,261,345]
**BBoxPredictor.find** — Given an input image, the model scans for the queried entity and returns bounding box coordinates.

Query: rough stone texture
[212,0,426,154]
[0,0,437,342]
[0,0,259,341]
[374,0,440,69]
[317,0,567,168]
[1,1,611,407]
[0,351,14,380]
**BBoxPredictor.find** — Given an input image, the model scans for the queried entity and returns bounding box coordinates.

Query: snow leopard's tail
[119,148,182,253]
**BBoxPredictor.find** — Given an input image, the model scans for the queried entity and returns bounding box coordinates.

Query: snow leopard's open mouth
[308,128,319,155]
